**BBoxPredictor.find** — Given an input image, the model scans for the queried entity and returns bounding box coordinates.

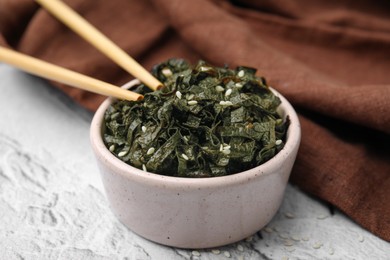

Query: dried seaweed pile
[103,59,288,177]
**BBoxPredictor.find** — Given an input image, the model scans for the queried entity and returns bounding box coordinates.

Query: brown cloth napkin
[1,0,389,241]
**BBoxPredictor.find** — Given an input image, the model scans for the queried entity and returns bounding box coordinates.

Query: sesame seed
[188,100,198,105]
[302,236,310,241]
[162,68,172,77]
[142,126,147,133]
[187,94,195,100]
[264,227,273,233]
[211,249,220,255]
[176,91,182,99]
[237,244,244,252]
[291,235,300,241]
[219,101,233,106]
[191,250,201,257]
[235,82,243,88]
[317,214,328,220]
[358,234,365,242]
[142,164,147,171]
[286,247,296,252]
[276,139,283,146]
[285,212,295,218]
[200,66,211,72]
[329,247,335,255]
[215,85,224,92]
[245,236,253,242]
[109,144,115,152]
[238,70,245,77]
[181,153,189,160]
[225,88,232,97]
[147,147,155,155]
[222,149,231,155]
[312,242,323,249]
[279,233,289,239]
[118,150,128,157]
[283,239,294,247]
[223,251,231,258]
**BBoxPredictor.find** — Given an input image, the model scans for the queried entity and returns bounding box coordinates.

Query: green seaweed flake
[103,59,289,177]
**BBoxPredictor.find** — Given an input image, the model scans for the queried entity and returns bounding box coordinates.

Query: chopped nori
[103,59,289,177]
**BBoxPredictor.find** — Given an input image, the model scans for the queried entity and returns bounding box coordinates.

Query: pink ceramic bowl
[90,79,301,249]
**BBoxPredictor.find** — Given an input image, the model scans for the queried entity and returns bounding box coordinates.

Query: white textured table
[0,64,388,260]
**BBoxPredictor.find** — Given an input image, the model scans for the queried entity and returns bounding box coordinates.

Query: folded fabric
[1,0,389,241]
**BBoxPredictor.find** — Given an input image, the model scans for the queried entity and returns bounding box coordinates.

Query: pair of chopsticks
[0,0,163,101]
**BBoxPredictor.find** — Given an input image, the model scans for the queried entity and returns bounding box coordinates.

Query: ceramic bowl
[90,79,301,249]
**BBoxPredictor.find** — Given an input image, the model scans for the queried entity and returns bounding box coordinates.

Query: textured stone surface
[0,64,388,259]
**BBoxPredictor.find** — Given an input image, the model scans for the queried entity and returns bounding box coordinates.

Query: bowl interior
[90,79,301,187]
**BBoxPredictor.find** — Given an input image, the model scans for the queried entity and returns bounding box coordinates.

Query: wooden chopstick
[35,0,163,91]
[0,46,143,101]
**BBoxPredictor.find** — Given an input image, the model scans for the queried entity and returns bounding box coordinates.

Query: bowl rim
[90,79,301,189]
